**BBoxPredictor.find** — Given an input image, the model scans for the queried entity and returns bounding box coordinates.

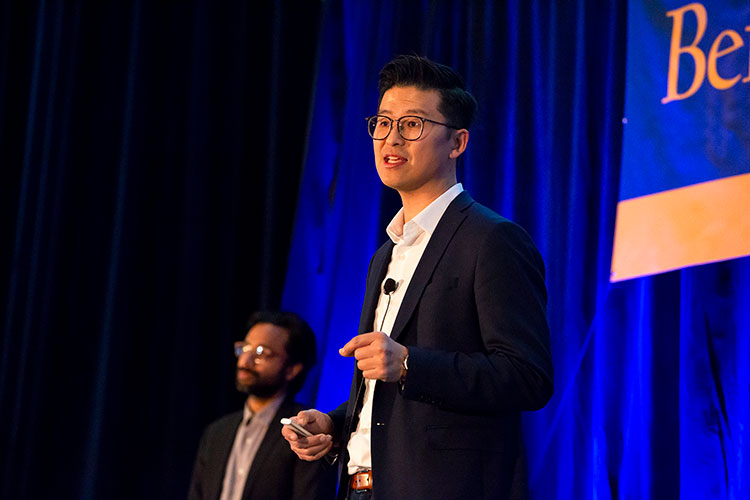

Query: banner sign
[612,1,750,282]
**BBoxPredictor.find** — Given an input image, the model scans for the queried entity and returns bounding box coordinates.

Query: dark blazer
[189,396,335,500]
[330,191,554,500]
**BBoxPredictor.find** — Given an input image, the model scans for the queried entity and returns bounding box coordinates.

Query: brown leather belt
[350,469,373,491]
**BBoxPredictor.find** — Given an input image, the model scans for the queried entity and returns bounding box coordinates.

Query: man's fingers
[341,332,404,381]
[361,368,382,380]
[282,428,330,449]
[339,332,379,356]
[295,445,331,461]
[339,336,365,356]
[295,409,312,426]
[281,408,334,462]
[353,342,385,361]
[357,357,382,374]
[281,426,296,441]
[288,433,333,461]
[289,408,334,435]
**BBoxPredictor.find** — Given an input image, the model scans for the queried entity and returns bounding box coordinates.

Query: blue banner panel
[614,0,750,281]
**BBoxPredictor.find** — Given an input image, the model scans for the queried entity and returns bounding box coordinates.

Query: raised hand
[339,332,408,382]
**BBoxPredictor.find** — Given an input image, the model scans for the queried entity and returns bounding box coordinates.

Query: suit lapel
[347,239,394,408]
[391,192,473,343]
[358,241,394,334]
[345,241,393,433]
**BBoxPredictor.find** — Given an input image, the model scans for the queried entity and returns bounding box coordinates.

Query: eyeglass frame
[365,114,460,141]
[233,341,279,364]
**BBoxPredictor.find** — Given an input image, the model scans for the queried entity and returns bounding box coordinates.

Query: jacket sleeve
[328,400,348,436]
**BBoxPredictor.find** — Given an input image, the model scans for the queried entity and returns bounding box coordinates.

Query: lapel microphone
[380,278,398,331]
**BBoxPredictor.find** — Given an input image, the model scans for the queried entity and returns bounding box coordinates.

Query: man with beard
[188,311,335,500]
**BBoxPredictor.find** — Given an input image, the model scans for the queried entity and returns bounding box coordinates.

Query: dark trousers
[347,489,372,500]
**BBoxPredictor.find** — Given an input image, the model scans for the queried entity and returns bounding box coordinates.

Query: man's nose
[237,353,254,366]
[385,125,404,146]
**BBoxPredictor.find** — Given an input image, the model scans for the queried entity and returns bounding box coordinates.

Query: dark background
[1,2,323,498]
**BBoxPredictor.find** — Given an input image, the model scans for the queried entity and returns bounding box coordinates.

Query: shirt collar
[386,183,464,245]
[242,392,286,426]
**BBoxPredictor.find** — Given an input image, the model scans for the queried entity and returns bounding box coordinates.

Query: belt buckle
[351,469,372,491]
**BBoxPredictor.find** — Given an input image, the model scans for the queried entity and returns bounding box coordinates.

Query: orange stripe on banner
[611,173,750,282]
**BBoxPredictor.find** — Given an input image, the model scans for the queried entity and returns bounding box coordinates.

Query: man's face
[235,323,293,398]
[373,86,466,199]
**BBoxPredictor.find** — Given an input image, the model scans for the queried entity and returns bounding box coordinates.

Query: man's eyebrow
[378,108,430,116]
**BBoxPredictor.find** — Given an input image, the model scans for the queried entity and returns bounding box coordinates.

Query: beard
[235,367,286,398]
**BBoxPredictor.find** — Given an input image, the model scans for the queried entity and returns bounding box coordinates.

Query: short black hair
[245,311,317,395]
[377,54,478,129]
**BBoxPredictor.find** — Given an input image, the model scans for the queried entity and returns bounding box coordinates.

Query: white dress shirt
[346,183,464,474]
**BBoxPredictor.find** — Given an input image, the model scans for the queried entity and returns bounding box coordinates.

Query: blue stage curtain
[281,1,750,498]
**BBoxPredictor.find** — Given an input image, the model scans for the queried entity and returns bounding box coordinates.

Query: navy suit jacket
[188,396,335,500]
[330,191,554,500]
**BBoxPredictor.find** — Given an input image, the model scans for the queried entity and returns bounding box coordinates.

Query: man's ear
[449,129,469,159]
[285,362,304,382]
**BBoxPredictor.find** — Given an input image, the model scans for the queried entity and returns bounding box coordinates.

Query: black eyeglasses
[366,115,459,141]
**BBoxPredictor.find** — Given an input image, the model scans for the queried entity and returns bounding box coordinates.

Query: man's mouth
[384,155,406,166]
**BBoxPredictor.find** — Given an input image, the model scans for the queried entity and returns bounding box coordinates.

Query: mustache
[237,366,258,377]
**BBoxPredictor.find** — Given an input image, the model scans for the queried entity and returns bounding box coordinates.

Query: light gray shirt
[220,394,285,500]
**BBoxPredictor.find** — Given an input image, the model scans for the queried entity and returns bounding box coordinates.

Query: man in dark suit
[282,55,554,499]
[189,311,335,500]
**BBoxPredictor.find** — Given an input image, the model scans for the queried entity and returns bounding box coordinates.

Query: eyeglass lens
[233,342,272,362]
[367,116,424,141]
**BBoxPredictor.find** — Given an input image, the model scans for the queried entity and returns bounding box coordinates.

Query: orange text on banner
[662,2,750,104]
[611,173,750,282]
